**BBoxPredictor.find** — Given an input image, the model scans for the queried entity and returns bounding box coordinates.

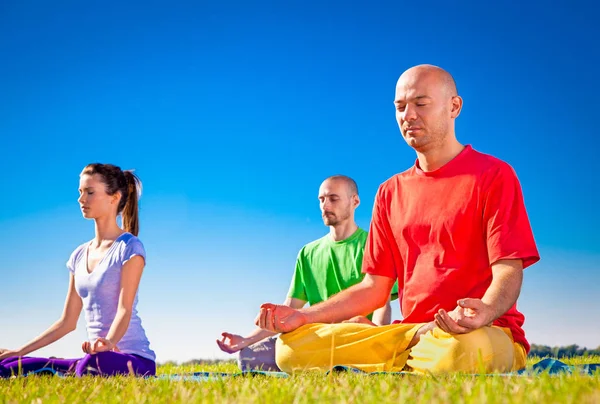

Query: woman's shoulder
[116,233,146,260]
[66,241,90,272]
[117,232,145,249]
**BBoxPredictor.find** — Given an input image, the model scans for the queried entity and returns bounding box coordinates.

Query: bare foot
[407,322,436,349]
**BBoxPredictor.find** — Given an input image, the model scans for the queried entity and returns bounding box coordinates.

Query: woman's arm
[85,255,145,353]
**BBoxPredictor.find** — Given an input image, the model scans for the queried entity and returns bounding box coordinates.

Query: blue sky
[1,0,598,363]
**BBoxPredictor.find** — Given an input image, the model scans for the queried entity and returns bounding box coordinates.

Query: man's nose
[402,104,418,121]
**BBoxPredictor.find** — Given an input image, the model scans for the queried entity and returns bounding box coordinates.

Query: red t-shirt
[363,145,539,352]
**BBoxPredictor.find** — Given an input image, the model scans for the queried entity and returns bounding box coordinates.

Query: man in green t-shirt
[216,175,397,371]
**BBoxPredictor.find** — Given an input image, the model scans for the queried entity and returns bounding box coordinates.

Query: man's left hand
[434,298,494,334]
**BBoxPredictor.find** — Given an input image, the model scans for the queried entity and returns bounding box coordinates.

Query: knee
[75,352,113,377]
[274,336,292,373]
[409,327,514,374]
[238,338,279,372]
[75,354,96,376]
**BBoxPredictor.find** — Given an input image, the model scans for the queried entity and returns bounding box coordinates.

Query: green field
[1,357,599,403]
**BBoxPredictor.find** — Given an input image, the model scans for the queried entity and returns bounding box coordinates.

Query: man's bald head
[394,64,463,153]
[397,64,458,98]
[323,175,359,196]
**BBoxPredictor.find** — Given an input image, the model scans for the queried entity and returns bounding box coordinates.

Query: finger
[263,308,274,332]
[257,308,268,329]
[254,311,262,327]
[216,340,231,353]
[98,337,112,349]
[458,298,483,310]
[438,310,470,334]
[434,312,452,333]
[268,307,278,330]
[269,308,280,332]
[434,316,445,332]
[260,307,270,330]
[456,316,486,330]
[434,315,443,328]
[93,338,108,353]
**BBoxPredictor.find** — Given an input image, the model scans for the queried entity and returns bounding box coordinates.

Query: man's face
[318,179,354,227]
[394,70,456,152]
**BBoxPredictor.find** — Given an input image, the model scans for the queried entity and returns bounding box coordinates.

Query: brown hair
[81,163,142,236]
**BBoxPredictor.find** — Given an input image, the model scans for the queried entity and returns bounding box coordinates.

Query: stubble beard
[322,215,338,226]
[323,209,351,227]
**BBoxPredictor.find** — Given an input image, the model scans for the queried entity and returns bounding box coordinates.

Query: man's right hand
[216,333,251,354]
[255,303,307,333]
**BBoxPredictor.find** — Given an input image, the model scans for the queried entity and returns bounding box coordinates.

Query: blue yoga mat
[325,358,600,377]
[161,359,599,381]
[16,358,600,380]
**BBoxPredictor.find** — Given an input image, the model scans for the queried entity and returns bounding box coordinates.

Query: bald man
[217,175,397,371]
[255,65,540,374]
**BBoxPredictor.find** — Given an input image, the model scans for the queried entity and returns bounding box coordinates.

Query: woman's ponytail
[122,170,142,236]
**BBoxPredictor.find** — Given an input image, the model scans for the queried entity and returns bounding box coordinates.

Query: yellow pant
[275,323,527,374]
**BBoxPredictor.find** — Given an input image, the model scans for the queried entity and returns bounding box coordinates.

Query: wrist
[104,338,116,349]
[298,309,310,326]
[479,299,498,325]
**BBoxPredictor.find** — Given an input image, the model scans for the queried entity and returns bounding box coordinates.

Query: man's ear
[353,194,360,208]
[450,95,463,119]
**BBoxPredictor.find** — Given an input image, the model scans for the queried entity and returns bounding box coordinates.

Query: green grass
[2,357,599,403]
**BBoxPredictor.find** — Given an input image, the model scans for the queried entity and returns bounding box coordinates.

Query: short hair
[325,175,359,196]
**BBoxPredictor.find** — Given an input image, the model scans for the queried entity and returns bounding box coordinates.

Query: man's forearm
[481,259,523,322]
[371,299,392,325]
[301,281,388,324]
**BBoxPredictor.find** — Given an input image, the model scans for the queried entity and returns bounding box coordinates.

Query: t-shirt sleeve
[287,250,308,301]
[122,237,147,266]
[66,256,75,274]
[362,185,400,282]
[66,244,84,274]
[484,162,540,269]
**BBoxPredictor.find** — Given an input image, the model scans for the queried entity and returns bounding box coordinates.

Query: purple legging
[0,351,155,378]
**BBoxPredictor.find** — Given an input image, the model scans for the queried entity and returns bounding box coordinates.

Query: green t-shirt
[287,228,398,309]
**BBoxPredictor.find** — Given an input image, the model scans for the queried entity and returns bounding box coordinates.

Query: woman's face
[78,173,119,220]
